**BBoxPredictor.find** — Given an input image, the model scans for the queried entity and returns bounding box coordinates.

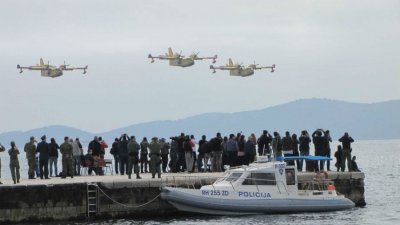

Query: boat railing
[299,177,335,193]
[161,175,288,194]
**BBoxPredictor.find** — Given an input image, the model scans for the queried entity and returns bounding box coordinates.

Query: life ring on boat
[314,171,329,180]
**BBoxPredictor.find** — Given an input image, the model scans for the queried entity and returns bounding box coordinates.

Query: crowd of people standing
[0,129,359,184]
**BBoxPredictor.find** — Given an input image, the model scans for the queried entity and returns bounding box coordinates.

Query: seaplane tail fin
[40,58,44,66]
[228,58,233,66]
[168,48,173,57]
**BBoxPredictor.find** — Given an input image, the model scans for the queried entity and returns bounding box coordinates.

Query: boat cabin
[210,161,298,194]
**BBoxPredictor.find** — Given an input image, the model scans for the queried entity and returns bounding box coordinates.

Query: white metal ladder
[87,183,98,218]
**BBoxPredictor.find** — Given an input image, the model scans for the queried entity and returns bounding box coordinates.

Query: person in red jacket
[98,137,108,159]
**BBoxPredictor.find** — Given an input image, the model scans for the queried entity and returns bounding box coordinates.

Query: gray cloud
[0,0,399,133]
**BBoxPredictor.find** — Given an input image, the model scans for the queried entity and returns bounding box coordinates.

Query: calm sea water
[5,140,400,225]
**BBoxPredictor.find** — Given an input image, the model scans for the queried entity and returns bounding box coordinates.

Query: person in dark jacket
[292,133,300,171]
[334,145,343,172]
[48,138,60,177]
[169,139,178,172]
[160,138,170,173]
[338,132,354,172]
[272,132,282,158]
[197,135,207,172]
[312,129,326,171]
[257,130,272,157]
[175,133,186,172]
[110,138,120,174]
[118,134,130,175]
[140,137,149,173]
[0,143,5,184]
[37,135,50,179]
[351,156,361,172]
[298,130,311,171]
[324,130,333,171]
[210,133,223,172]
[282,131,293,156]
[88,136,101,157]
[236,135,246,166]
[244,136,256,165]
[84,149,99,175]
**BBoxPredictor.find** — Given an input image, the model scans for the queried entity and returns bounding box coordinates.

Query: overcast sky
[0,0,399,133]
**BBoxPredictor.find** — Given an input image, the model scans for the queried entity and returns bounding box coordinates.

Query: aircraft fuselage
[230,68,254,77]
[41,69,63,78]
[169,58,195,67]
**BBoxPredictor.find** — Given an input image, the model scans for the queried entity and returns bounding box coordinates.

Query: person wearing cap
[60,137,74,178]
[127,136,141,179]
[148,137,162,178]
[160,138,170,173]
[8,141,20,184]
[24,136,37,179]
[37,135,50,179]
[0,143,5,184]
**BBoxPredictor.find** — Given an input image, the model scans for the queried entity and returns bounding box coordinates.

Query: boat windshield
[224,173,243,182]
[242,173,276,185]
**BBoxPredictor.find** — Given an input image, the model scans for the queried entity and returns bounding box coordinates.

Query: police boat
[160,156,355,215]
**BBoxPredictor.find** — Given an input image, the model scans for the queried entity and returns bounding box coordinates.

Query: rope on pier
[95,184,161,208]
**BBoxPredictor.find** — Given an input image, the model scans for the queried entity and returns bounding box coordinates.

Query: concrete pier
[0,171,365,224]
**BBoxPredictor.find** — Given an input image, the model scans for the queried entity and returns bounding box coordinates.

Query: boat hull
[161,187,355,215]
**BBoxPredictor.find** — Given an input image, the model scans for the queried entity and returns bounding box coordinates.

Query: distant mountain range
[1,98,399,147]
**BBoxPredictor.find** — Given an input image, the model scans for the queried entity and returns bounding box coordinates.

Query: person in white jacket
[71,138,83,176]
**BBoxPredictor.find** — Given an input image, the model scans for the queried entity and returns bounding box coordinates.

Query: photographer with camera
[299,130,311,171]
[118,134,130,175]
[339,132,354,172]
[312,129,326,171]
[173,133,186,172]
